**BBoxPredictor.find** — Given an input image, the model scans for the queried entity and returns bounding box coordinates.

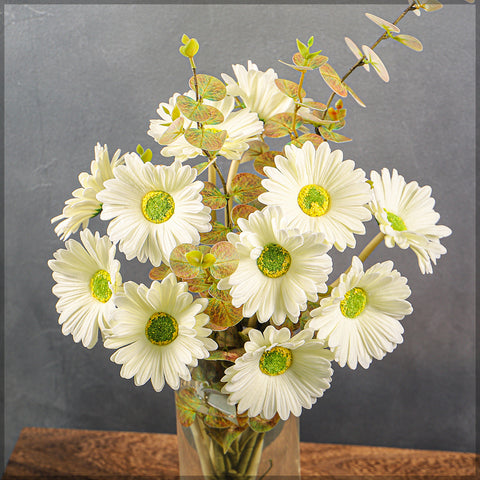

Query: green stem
[292,71,306,138]
[190,417,215,478]
[245,433,265,477]
[330,232,385,289]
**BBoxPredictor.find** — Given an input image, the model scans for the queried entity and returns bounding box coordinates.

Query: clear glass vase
[175,359,301,480]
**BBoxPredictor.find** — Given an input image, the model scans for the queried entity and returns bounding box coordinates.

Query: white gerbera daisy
[103,274,217,392]
[48,229,122,349]
[222,326,333,420]
[218,206,332,325]
[97,153,211,267]
[148,91,263,161]
[369,168,452,274]
[221,60,295,121]
[308,256,413,369]
[259,141,372,251]
[51,143,125,240]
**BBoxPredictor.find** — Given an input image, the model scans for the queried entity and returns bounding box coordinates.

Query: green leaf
[193,161,209,176]
[206,297,244,331]
[189,74,227,101]
[201,181,227,210]
[307,36,315,47]
[248,414,280,433]
[296,38,309,58]
[155,117,185,145]
[319,126,352,143]
[200,222,231,244]
[184,128,227,152]
[136,144,144,155]
[209,241,239,280]
[208,426,246,454]
[176,95,224,125]
[289,133,324,148]
[345,84,366,108]
[202,253,216,269]
[319,64,348,97]
[365,12,400,33]
[179,37,199,57]
[264,112,303,138]
[140,149,152,163]
[175,387,203,427]
[149,264,173,281]
[274,79,306,99]
[393,34,423,52]
[231,204,258,225]
[230,173,266,204]
[170,244,211,279]
[185,250,203,267]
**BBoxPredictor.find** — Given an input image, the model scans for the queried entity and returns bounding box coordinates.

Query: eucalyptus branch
[212,161,231,228]
[321,3,415,119]
[226,159,240,227]
[330,232,385,289]
[292,71,306,138]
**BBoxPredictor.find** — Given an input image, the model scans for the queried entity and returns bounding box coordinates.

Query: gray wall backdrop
[4,2,475,468]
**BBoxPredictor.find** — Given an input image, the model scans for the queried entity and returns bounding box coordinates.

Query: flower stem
[226,159,240,227]
[330,232,385,288]
[208,165,217,222]
[292,71,306,138]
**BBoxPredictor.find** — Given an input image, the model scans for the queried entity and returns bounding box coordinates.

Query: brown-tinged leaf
[230,173,266,204]
[201,181,227,210]
[208,283,231,301]
[240,140,270,164]
[189,74,227,101]
[187,271,211,296]
[289,133,324,148]
[345,37,370,72]
[394,34,423,52]
[278,59,313,73]
[209,425,246,454]
[170,244,211,279]
[149,264,172,281]
[200,222,231,244]
[209,241,239,280]
[362,45,389,82]
[175,387,203,427]
[264,112,303,138]
[318,127,352,143]
[193,161,209,175]
[232,204,258,224]
[300,100,327,111]
[206,297,243,331]
[248,413,280,433]
[184,128,227,152]
[176,95,224,125]
[319,64,348,97]
[292,52,328,69]
[345,84,366,108]
[253,151,278,175]
[274,79,306,99]
[206,348,245,363]
[204,406,235,429]
[155,117,185,145]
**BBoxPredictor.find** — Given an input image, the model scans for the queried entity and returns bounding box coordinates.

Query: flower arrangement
[48,1,456,478]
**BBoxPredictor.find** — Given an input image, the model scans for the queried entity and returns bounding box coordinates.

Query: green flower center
[145,312,179,346]
[259,346,293,376]
[386,211,407,231]
[340,287,367,318]
[90,270,112,303]
[142,191,175,224]
[257,243,291,278]
[297,184,330,217]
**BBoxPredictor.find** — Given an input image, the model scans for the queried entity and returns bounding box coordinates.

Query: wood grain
[2,427,477,479]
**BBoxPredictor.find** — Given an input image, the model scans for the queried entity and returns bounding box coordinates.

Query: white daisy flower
[308,256,413,370]
[103,274,217,392]
[222,325,334,420]
[369,168,452,274]
[259,141,372,251]
[48,229,122,349]
[148,91,263,161]
[218,206,332,325]
[97,153,211,267]
[51,143,125,240]
[221,60,295,121]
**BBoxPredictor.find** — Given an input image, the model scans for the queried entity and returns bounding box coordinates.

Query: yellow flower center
[141,191,175,224]
[340,287,367,318]
[145,312,179,346]
[256,243,291,278]
[259,346,293,376]
[386,211,407,231]
[90,270,112,303]
[297,184,330,217]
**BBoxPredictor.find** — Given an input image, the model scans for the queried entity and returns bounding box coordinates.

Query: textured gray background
[4,2,475,468]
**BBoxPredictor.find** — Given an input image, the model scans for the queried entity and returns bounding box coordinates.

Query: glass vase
[175,359,301,480]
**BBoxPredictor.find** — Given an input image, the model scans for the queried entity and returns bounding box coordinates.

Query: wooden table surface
[2,427,477,479]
